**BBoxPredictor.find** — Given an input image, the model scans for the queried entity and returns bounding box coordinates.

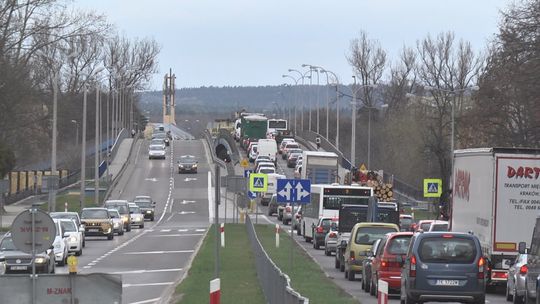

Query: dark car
[362,238,382,293]
[267,194,278,216]
[401,232,486,304]
[178,155,198,173]
[312,217,338,250]
[133,195,156,221]
[370,232,413,296]
[0,233,55,274]
[152,132,170,146]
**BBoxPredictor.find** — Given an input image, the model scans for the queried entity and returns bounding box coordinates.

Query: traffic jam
[236,112,540,304]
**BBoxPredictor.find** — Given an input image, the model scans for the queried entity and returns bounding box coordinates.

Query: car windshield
[431,224,449,231]
[150,145,164,151]
[0,238,17,251]
[104,204,128,214]
[387,235,412,254]
[286,144,299,149]
[61,220,77,232]
[355,226,397,245]
[151,140,163,145]
[179,156,196,163]
[50,213,79,225]
[400,218,413,225]
[289,149,302,154]
[259,168,275,174]
[134,201,152,208]
[420,222,432,231]
[419,237,476,263]
[129,206,140,213]
[108,211,120,218]
[81,209,108,219]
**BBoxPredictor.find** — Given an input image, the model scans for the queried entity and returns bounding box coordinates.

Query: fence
[245,215,309,304]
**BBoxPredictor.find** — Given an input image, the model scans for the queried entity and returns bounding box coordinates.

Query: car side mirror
[365,250,373,257]
[518,242,527,254]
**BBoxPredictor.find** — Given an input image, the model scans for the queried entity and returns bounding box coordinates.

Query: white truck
[451,147,540,287]
[301,151,339,184]
[260,173,286,206]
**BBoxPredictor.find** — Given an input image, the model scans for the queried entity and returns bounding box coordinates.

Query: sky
[74,0,511,90]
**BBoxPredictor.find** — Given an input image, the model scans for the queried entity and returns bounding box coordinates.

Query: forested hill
[138,85,329,115]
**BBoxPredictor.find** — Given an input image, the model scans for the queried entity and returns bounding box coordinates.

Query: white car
[52,220,69,266]
[49,211,86,247]
[249,144,258,162]
[128,203,145,229]
[56,218,83,256]
[108,209,125,235]
[148,144,166,159]
[257,166,276,174]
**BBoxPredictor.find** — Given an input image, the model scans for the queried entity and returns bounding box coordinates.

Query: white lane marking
[124,250,194,255]
[147,234,204,237]
[178,211,196,215]
[178,229,188,232]
[169,198,175,213]
[145,178,158,182]
[129,298,161,304]
[260,214,274,224]
[123,282,173,288]
[208,171,213,222]
[195,229,206,232]
[184,177,197,182]
[111,268,183,275]
[134,140,143,164]
[180,200,196,204]
[160,229,172,232]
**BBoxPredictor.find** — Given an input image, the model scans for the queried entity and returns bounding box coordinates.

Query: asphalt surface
[240,142,508,304]
[55,126,211,304]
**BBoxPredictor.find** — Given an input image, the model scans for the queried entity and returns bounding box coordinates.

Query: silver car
[108,209,125,235]
[129,203,145,228]
[506,253,528,303]
[324,221,339,256]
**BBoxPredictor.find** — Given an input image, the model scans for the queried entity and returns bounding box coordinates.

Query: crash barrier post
[210,278,221,304]
[245,215,308,304]
[378,279,388,304]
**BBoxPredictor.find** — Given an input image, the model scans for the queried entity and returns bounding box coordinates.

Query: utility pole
[94,86,100,206]
[351,76,357,169]
[49,73,58,212]
[80,88,87,209]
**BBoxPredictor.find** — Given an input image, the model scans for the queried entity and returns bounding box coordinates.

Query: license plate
[11,266,27,270]
[88,228,99,232]
[435,280,460,286]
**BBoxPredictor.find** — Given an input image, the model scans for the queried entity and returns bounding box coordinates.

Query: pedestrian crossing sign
[423,178,442,198]
[249,173,268,193]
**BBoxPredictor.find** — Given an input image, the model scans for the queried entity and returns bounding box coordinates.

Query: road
[239,141,508,304]
[56,126,211,304]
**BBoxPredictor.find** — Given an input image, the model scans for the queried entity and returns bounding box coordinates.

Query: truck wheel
[335,256,340,269]
[340,260,345,272]
[348,270,355,281]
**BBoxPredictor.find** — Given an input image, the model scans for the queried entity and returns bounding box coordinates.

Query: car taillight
[350,251,355,261]
[410,255,416,277]
[381,258,401,270]
[329,232,337,238]
[477,257,485,279]
[520,265,528,275]
[316,226,324,233]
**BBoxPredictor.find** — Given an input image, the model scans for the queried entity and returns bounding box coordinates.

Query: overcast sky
[74,0,511,90]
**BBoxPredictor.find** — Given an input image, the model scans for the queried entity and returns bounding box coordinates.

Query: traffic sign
[423,178,442,198]
[244,169,253,178]
[247,191,257,199]
[11,209,56,254]
[276,179,311,204]
[249,173,268,193]
[359,163,368,173]
[240,158,249,168]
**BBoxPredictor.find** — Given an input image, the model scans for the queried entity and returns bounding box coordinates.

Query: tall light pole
[94,85,101,206]
[49,73,59,212]
[302,64,322,134]
[80,88,87,209]
[71,120,79,146]
[320,69,339,143]
[282,74,299,134]
[288,69,311,132]
[351,76,357,168]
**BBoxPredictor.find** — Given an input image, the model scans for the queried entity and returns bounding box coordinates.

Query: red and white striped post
[378,279,388,304]
[220,223,225,248]
[275,224,280,248]
[210,278,220,304]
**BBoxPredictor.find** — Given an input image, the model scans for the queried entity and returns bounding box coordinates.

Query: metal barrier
[245,215,309,304]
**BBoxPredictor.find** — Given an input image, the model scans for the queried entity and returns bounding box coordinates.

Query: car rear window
[400,218,412,225]
[418,237,476,263]
[420,222,431,231]
[431,224,449,231]
[387,235,412,255]
[355,226,397,245]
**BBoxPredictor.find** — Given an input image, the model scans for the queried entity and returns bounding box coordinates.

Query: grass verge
[255,224,358,304]
[173,224,265,304]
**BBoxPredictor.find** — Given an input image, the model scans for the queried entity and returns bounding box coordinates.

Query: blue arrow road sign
[247,191,257,199]
[276,179,311,204]
[244,169,252,178]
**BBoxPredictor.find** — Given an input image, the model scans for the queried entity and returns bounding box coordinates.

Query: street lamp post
[319,69,339,144]
[351,76,357,168]
[288,69,311,132]
[94,85,101,206]
[49,73,59,212]
[282,75,299,134]
[71,120,79,147]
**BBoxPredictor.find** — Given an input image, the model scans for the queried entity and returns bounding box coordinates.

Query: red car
[369,232,413,296]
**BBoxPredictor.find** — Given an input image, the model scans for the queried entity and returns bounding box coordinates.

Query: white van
[261,173,286,206]
[257,139,278,164]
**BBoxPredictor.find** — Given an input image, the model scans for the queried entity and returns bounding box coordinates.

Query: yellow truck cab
[343,222,399,281]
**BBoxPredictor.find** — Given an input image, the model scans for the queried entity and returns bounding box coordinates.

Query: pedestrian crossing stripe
[249,173,268,192]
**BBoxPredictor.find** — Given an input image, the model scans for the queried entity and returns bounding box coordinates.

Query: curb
[103,138,140,201]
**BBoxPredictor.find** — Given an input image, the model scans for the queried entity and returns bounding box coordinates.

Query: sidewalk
[1,137,136,229]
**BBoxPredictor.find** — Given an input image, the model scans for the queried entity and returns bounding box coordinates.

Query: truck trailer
[450,147,540,286]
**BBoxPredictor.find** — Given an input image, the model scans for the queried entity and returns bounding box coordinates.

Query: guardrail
[245,215,309,304]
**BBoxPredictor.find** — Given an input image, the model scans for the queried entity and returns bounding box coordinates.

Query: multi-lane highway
[55,128,211,304]
[240,141,508,304]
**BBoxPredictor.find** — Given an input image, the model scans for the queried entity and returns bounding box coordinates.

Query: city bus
[300,184,373,242]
